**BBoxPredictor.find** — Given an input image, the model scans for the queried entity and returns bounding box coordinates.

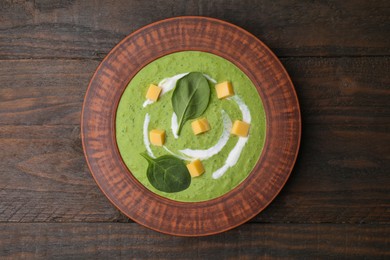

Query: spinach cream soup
[116,51,266,202]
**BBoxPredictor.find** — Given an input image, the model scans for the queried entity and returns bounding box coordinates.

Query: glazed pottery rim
[81,16,301,236]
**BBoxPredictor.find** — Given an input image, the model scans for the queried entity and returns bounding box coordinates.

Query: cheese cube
[231,120,250,137]
[186,159,205,177]
[215,81,234,99]
[145,84,162,101]
[191,118,210,135]
[149,129,165,146]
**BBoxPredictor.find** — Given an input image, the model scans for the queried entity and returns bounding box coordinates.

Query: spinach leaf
[140,152,191,193]
[172,72,210,135]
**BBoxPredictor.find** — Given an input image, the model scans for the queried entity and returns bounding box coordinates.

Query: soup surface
[116,51,266,202]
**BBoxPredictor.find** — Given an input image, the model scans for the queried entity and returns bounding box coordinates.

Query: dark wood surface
[1,223,388,258]
[0,0,389,257]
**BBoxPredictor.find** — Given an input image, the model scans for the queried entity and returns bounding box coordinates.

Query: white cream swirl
[212,96,251,179]
[143,73,216,108]
[142,113,155,158]
[179,110,232,160]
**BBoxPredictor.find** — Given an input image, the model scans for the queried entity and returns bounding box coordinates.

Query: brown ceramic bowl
[81,16,301,236]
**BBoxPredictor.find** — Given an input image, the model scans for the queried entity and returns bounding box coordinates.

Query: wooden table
[1,0,389,258]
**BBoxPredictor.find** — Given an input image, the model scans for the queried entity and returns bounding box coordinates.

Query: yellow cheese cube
[231,120,250,137]
[215,81,234,99]
[149,129,165,146]
[186,159,205,177]
[145,84,162,101]
[191,118,210,135]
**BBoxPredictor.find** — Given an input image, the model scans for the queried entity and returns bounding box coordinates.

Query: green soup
[116,51,266,202]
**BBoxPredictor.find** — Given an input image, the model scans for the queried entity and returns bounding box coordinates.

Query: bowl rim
[81,16,301,236]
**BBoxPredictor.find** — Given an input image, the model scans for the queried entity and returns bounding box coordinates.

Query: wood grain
[0,0,389,254]
[0,57,388,223]
[0,223,388,259]
[0,125,125,222]
[0,0,389,59]
[0,59,98,125]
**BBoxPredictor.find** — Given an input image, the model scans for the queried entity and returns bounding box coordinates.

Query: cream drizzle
[212,96,251,179]
[179,110,232,160]
[143,73,216,108]
[142,114,193,161]
[163,146,192,161]
[143,113,155,158]
[171,112,179,139]
[230,95,252,122]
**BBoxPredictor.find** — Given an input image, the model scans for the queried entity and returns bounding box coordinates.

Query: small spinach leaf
[172,72,210,135]
[140,152,191,193]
